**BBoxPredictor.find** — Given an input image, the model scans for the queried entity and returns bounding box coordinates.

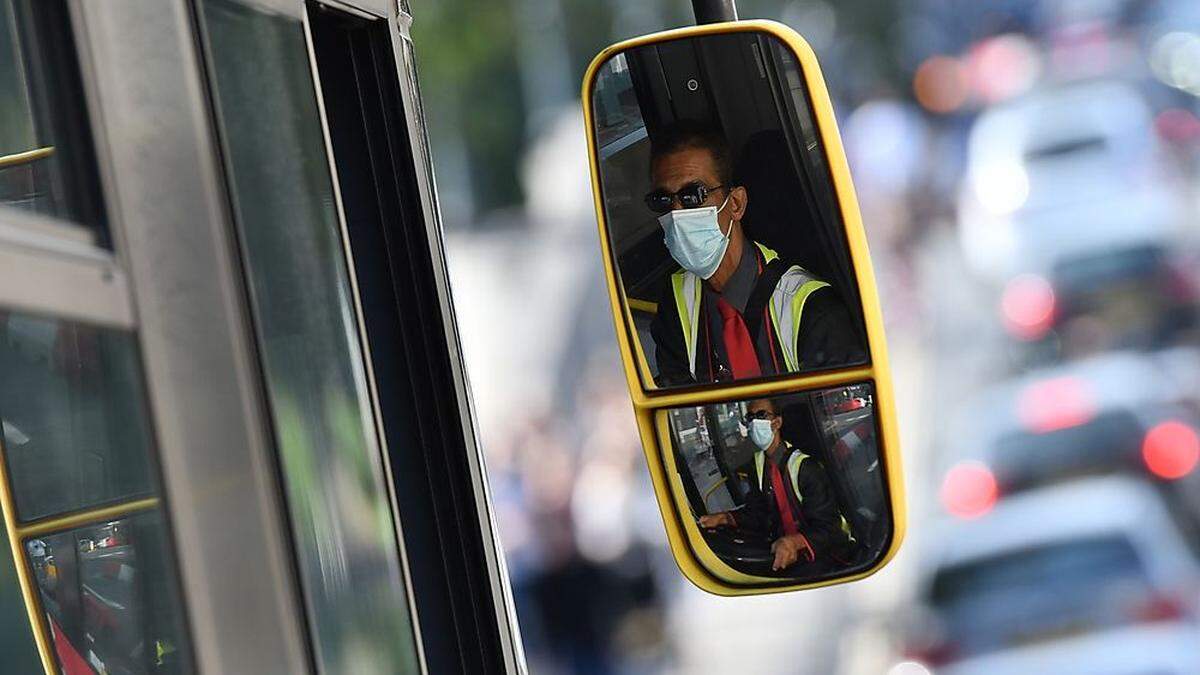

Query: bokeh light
[913,55,968,114]
[1142,421,1200,480]
[940,461,999,519]
[1001,274,1056,341]
[1018,376,1096,434]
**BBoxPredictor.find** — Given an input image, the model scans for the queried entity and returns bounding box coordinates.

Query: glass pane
[199,2,420,672]
[27,510,193,673]
[662,382,891,583]
[0,0,105,237]
[0,312,157,521]
[0,525,40,672]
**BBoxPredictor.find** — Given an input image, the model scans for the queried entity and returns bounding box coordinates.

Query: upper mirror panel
[590,31,869,390]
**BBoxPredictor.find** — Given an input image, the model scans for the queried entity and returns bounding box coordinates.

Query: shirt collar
[716,241,758,313]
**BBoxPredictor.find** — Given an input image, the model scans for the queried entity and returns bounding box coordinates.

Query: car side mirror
[582,20,905,594]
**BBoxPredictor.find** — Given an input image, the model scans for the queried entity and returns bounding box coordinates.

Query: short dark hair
[749,397,778,414]
[649,123,734,186]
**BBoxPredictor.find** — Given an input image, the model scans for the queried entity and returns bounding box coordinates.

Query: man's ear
[772,415,783,433]
[729,185,748,221]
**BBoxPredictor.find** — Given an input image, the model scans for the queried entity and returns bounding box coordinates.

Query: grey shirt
[715,242,758,313]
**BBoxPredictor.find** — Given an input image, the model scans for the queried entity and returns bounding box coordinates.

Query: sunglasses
[743,410,776,423]
[644,182,726,215]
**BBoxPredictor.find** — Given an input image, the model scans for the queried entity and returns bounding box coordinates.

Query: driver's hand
[698,512,736,529]
[771,533,815,570]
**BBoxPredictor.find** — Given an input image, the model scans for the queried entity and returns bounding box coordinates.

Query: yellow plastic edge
[0,438,57,672]
[582,18,906,596]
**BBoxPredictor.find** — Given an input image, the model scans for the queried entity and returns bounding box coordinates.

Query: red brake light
[941,461,998,519]
[1001,274,1056,341]
[1142,421,1200,480]
[1018,376,1096,433]
[1131,593,1186,623]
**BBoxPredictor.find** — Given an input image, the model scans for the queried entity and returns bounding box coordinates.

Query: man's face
[747,399,782,437]
[650,147,747,230]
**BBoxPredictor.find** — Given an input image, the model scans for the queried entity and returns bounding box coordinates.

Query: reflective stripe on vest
[754,449,808,504]
[670,242,829,377]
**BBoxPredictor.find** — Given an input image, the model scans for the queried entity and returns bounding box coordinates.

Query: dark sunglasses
[743,410,776,423]
[644,182,726,215]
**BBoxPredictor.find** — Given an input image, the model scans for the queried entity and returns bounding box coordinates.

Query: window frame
[0,1,526,673]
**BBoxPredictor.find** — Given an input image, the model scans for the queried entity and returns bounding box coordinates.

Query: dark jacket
[649,244,864,387]
[735,444,851,570]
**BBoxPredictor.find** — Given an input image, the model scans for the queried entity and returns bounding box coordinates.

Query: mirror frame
[582,19,906,595]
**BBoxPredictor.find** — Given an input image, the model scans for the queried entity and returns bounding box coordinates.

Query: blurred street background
[411,0,1200,673]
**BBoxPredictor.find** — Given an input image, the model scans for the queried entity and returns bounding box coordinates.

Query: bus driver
[645,125,862,386]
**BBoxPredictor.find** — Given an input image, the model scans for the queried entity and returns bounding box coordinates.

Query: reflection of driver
[699,398,850,572]
[645,125,862,386]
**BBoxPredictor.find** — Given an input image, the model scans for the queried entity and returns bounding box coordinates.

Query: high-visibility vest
[755,447,809,500]
[669,242,830,378]
[754,445,854,540]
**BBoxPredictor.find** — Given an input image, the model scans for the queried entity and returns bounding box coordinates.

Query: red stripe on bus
[48,615,93,675]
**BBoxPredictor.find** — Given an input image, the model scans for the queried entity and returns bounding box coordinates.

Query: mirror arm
[691,0,737,24]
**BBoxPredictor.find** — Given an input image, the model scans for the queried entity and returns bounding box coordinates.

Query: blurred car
[904,476,1200,675]
[938,349,1200,521]
[956,79,1198,353]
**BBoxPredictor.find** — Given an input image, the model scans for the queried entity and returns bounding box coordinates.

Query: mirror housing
[582,20,905,595]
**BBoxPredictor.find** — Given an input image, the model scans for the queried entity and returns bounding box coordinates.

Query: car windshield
[929,537,1152,658]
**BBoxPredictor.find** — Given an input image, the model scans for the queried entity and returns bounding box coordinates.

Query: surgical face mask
[658,194,732,279]
[749,418,775,450]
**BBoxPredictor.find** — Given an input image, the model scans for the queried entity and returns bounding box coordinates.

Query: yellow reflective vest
[754,444,854,539]
[669,242,829,378]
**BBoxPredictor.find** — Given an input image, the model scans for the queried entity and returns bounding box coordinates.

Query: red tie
[715,297,761,379]
[768,461,800,536]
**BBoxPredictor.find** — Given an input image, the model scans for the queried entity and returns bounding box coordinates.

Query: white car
[957,79,1189,282]
[905,476,1200,675]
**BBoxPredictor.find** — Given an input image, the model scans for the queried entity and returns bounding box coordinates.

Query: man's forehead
[748,399,773,412]
[651,147,719,187]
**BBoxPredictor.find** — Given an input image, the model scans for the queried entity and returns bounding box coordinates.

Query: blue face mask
[749,418,775,450]
[658,194,732,279]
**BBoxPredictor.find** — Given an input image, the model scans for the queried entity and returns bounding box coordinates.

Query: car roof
[968,79,1152,163]
[924,476,1175,573]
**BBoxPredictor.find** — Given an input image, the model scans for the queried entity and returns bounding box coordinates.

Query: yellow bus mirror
[582,20,904,594]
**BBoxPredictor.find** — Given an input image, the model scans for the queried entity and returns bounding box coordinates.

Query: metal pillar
[692,0,737,24]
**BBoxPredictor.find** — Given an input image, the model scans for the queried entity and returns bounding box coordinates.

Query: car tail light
[1142,421,1200,480]
[1131,593,1186,623]
[1001,274,1056,341]
[941,461,998,519]
[1018,376,1096,433]
[902,643,957,669]
[1165,257,1199,303]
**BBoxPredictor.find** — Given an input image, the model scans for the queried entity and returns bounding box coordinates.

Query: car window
[929,537,1151,657]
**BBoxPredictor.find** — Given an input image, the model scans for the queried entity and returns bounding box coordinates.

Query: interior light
[1142,421,1200,480]
[1001,274,1056,340]
[940,461,998,519]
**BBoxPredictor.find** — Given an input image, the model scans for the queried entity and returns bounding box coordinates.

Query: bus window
[0,312,156,521]
[25,511,191,674]
[0,0,106,241]
[197,1,420,671]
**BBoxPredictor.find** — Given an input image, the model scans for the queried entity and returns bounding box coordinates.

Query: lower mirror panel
[659,382,892,585]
